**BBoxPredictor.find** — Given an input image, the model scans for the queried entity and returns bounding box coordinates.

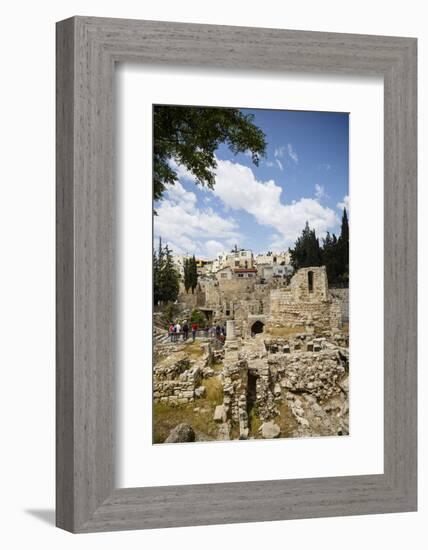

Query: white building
[215,265,258,282]
[215,266,234,281]
[212,251,228,273]
[172,254,186,278]
[255,250,291,267]
[260,264,293,280]
[212,248,254,272]
[224,248,254,270]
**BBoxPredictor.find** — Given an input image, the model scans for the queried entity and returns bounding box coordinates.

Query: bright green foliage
[162,302,179,327]
[190,309,206,328]
[153,238,180,305]
[153,105,266,202]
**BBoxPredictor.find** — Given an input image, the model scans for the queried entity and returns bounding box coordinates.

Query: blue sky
[154,108,349,259]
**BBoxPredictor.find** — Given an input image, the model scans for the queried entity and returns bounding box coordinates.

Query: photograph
[152,105,349,443]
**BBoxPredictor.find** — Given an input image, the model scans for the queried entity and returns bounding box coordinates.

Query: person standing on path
[183,321,189,341]
[168,323,174,342]
[174,321,181,342]
[191,322,198,341]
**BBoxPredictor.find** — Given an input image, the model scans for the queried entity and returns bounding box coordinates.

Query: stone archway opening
[251,320,264,335]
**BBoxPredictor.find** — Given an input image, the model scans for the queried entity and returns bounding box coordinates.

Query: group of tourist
[168,321,198,342]
[168,322,227,343]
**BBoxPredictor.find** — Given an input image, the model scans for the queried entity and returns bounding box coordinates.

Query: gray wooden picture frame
[56,16,417,533]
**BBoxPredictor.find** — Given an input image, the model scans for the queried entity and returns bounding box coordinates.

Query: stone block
[194,386,206,398]
[261,422,281,439]
[213,405,226,423]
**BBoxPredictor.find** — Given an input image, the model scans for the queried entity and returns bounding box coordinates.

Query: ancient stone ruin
[154,265,349,443]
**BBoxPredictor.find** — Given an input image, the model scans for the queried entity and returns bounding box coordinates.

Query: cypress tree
[336,208,349,284]
[153,238,180,305]
[190,255,198,294]
[160,245,180,303]
[290,221,322,269]
[322,231,340,283]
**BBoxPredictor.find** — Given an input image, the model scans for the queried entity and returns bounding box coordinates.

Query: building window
[221,273,227,279]
[308,270,314,292]
[235,261,240,266]
[238,273,244,278]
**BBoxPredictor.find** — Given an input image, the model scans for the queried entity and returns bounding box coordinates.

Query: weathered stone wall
[154,363,202,404]
[252,362,278,421]
[177,267,345,339]
[153,344,213,404]
[222,359,248,426]
[269,267,340,332]
[269,294,335,332]
[217,278,256,295]
[329,288,349,324]
[177,287,200,309]
[286,266,329,303]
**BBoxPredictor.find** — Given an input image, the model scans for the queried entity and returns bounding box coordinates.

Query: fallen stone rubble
[155,331,349,442]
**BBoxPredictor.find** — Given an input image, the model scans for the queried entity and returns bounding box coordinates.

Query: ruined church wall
[329,288,349,324]
[267,267,341,332]
[177,286,200,309]
[269,294,336,332]
[217,278,256,295]
[286,266,329,303]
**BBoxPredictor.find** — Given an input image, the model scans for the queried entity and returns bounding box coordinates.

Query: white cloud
[275,159,284,172]
[318,162,331,171]
[166,180,197,212]
[287,143,299,164]
[315,183,327,201]
[204,240,226,258]
[274,145,286,158]
[265,160,274,168]
[161,157,339,255]
[274,143,298,166]
[154,180,241,258]
[169,157,196,182]
[337,195,349,211]
[211,159,338,248]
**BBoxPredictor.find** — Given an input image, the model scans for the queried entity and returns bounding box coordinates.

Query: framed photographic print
[56,17,417,532]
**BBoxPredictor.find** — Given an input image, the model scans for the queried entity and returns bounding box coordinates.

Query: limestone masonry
[154,264,349,442]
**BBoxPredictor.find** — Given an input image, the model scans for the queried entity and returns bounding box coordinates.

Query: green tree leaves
[190,309,206,328]
[183,255,198,294]
[290,221,323,269]
[153,105,266,202]
[153,238,180,305]
[289,208,349,286]
[337,207,349,283]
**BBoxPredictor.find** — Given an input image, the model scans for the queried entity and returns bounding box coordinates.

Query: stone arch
[251,320,264,334]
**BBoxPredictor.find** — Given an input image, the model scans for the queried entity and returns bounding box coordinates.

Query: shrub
[190,309,206,328]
